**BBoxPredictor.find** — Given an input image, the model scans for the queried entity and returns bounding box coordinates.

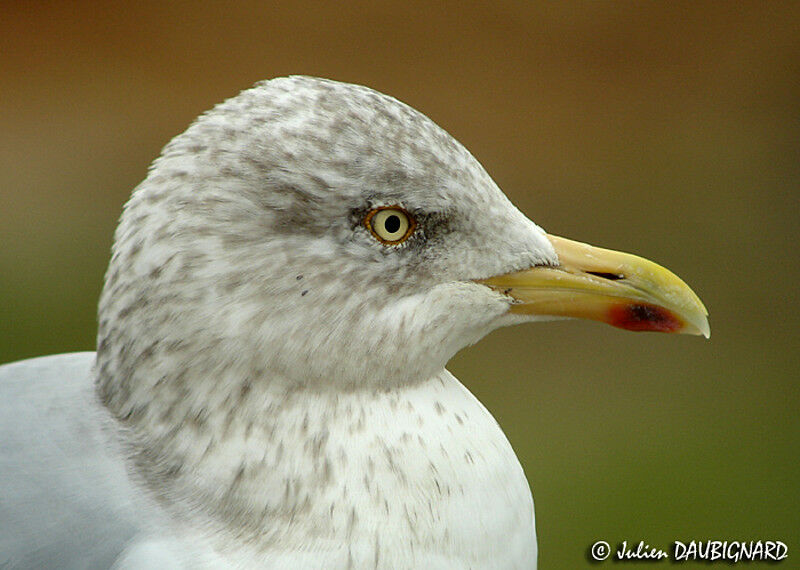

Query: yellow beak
[478,235,710,337]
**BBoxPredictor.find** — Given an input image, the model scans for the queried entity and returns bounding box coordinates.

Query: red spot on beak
[608,303,683,333]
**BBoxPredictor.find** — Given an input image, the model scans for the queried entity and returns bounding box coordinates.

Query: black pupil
[384,214,401,234]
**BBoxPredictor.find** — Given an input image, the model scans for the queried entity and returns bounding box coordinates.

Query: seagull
[0,76,709,569]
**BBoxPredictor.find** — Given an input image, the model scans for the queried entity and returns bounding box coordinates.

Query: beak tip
[678,310,710,338]
[697,318,711,339]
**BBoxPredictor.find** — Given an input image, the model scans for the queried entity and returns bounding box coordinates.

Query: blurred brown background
[1,2,798,567]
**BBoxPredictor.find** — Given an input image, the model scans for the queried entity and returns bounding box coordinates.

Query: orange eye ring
[364,206,416,245]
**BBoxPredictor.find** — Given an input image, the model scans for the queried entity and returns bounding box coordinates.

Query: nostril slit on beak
[587,271,625,281]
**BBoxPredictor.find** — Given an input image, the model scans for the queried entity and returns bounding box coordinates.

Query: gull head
[96,76,708,417]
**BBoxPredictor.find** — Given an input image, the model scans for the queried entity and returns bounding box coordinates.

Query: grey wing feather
[0,353,141,569]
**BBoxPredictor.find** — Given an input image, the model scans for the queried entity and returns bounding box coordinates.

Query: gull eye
[364,207,415,245]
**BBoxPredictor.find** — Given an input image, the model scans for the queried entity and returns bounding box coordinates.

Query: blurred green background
[1,2,797,567]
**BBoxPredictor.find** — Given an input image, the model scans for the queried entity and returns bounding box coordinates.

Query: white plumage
[0,76,708,569]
